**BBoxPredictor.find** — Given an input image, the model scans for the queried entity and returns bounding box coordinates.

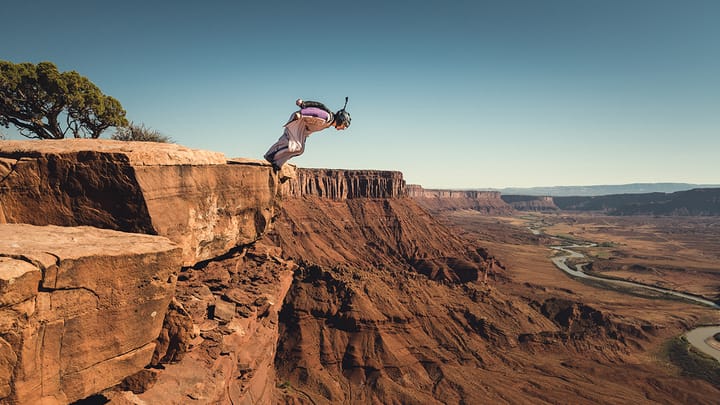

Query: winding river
[551,245,720,309]
[549,242,720,362]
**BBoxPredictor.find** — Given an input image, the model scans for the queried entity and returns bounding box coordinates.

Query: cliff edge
[0,139,278,266]
[0,140,285,404]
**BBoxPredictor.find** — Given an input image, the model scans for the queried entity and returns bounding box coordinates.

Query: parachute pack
[297,97,351,128]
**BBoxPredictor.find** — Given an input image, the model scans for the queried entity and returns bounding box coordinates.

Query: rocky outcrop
[269,172,526,403]
[0,224,181,404]
[128,243,295,405]
[407,184,513,214]
[281,168,405,199]
[275,262,544,404]
[0,140,279,266]
[0,140,286,404]
[501,195,559,211]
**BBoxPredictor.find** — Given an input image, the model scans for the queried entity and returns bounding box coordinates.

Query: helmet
[334,110,351,128]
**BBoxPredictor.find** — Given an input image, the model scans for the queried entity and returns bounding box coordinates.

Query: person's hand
[296,99,303,107]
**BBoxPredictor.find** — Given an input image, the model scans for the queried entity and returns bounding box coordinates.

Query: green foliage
[111,122,173,143]
[665,337,720,387]
[0,60,128,139]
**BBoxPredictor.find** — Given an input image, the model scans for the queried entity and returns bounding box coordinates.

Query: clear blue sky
[2,0,718,188]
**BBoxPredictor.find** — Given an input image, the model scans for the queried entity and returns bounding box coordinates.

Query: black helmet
[334,110,351,128]
[334,96,351,128]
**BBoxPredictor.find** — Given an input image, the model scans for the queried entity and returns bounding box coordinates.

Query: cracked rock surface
[0,224,182,404]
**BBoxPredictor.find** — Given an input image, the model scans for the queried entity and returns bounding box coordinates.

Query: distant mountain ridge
[492,183,720,197]
[553,188,720,216]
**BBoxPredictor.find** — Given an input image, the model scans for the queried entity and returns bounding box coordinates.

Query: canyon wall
[281,168,405,199]
[0,140,279,266]
[0,140,286,404]
[0,140,419,404]
[2,140,717,404]
[407,184,513,214]
[269,177,668,404]
[501,195,559,211]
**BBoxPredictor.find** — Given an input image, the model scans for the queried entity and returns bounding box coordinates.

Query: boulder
[0,224,182,404]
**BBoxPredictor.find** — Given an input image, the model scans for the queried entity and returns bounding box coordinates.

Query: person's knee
[287,139,303,153]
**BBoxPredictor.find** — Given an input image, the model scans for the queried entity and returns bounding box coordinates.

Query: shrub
[111,122,173,143]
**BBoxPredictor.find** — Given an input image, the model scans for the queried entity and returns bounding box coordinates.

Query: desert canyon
[1,140,719,404]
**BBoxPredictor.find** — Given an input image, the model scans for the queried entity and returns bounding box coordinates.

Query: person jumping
[264,97,351,170]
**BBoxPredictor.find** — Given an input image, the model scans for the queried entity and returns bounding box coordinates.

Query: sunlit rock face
[281,168,406,200]
[0,140,279,266]
[406,184,513,214]
[0,224,181,404]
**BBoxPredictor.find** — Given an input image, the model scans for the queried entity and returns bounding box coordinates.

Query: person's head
[333,96,351,130]
[333,109,351,130]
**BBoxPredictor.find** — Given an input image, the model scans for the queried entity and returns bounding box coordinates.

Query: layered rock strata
[0,224,181,404]
[0,140,715,405]
[130,168,410,404]
[269,188,647,403]
[269,179,707,404]
[281,168,405,200]
[0,140,285,404]
[0,140,278,266]
[407,184,513,214]
[501,195,559,211]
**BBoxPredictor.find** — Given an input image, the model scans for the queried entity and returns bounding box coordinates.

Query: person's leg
[264,133,290,169]
[267,145,303,168]
[264,126,306,168]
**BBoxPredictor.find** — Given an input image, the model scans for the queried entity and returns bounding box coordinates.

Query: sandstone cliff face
[281,168,405,200]
[272,196,492,284]
[501,195,559,211]
[0,140,278,266]
[407,184,513,214]
[0,140,285,404]
[0,224,181,404]
[268,174,707,404]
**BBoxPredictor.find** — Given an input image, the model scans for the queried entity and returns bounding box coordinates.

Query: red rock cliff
[0,140,278,266]
[0,224,181,404]
[0,140,288,404]
[1,142,712,404]
[407,184,513,214]
[281,168,405,199]
[501,195,559,211]
[268,171,704,404]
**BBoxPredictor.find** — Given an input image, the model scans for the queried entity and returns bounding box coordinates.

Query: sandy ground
[439,210,720,335]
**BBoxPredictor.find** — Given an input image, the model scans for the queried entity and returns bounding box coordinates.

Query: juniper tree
[0,60,128,139]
